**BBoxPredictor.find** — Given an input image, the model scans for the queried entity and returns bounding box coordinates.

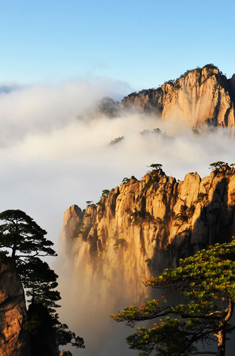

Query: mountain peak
[122,64,235,128]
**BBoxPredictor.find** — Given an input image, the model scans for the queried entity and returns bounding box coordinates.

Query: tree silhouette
[0,209,56,261]
[0,209,85,355]
[149,163,163,170]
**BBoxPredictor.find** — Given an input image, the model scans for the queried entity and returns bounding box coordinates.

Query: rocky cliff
[0,263,30,356]
[61,164,235,304]
[122,64,235,128]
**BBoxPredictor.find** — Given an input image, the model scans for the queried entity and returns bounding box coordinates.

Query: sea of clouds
[0,79,234,247]
[0,78,235,355]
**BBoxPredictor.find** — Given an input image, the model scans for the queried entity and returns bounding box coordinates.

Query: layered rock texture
[0,263,30,356]
[122,65,235,128]
[62,164,235,303]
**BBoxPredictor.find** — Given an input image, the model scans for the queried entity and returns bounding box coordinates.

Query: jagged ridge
[62,164,235,302]
[122,64,235,128]
[97,64,235,129]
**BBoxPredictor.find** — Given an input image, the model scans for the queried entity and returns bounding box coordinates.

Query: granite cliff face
[122,65,235,128]
[0,263,30,356]
[62,164,235,304]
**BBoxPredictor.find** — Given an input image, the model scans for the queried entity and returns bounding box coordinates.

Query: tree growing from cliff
[112,238,235,356]
[18,256,61,310]
[0,209,85,355]
[102,189,110,197]
[149,163,163,170]
[209,161,226,172]
[0,209,59,306]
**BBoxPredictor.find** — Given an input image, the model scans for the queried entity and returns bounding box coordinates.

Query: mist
[0,78,235,355]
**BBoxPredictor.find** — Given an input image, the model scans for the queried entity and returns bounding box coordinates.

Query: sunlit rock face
[122,65,235,128]
[0,264,30,356]
[61,165,235,306]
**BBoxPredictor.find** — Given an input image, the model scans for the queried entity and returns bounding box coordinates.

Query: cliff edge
[61,164,235,302]
[122,65,235,128]
[0,263,30,356]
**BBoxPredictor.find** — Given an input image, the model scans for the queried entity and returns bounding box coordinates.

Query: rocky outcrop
[122,65,235,128]
[61,164,235,303]
[0,263,30,356]
[61,204,84,256]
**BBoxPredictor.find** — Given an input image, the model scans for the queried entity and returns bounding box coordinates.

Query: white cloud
[0,78,234,234]
[0,82,234,247]
[0,78,235,355]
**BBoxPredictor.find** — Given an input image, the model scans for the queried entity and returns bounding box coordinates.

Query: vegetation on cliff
[112,238,235,356]
[0,209,84,356]
[61,162,235,355]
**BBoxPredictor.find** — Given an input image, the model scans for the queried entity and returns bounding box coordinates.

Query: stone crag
[122,65,235,128]
[62,164,235,303]
[0,263,30,356]
[0,263,61,356]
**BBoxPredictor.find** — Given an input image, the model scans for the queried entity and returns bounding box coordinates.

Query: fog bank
[0,79,235,355]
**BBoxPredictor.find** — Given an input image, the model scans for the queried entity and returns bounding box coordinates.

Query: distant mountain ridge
[122,64,235,128]
[99,64,235,128]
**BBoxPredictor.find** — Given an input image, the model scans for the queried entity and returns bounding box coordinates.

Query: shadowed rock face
[122,65,235,128]
[61,165,235,303]
[0,264,30,356]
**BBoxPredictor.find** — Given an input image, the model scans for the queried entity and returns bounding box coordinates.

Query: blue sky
[0,0,234,91]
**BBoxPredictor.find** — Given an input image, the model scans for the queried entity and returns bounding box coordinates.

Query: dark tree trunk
[216,328,226,356]
[216,298,234,356]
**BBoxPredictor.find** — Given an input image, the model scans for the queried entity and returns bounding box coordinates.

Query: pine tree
[112,238,235,356]
[0,209,85,355]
